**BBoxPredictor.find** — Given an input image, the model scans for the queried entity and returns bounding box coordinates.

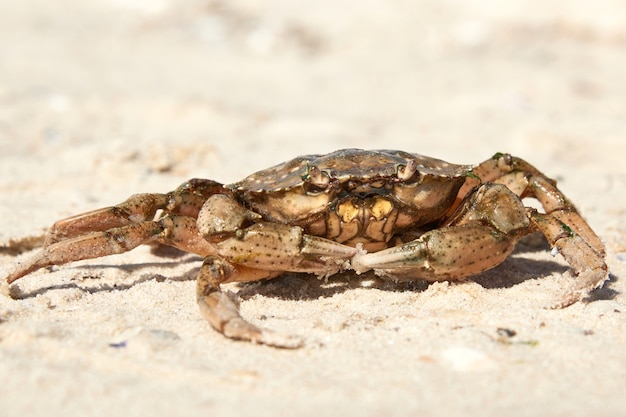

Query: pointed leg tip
[6,268,26,285]
[547,293,581,310]
[256,331,304,349]
[221,318,305,349]
[4,259,43,284]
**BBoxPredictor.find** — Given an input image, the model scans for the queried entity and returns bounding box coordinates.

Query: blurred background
[1,0,624,246]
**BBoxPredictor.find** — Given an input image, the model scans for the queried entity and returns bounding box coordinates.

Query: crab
[5,149,607,348]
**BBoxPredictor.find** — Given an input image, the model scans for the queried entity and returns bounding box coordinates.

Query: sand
[1,1,625,416]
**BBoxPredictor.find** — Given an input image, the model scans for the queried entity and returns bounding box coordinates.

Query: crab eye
[302,165,331,195]
[396,159,419,182]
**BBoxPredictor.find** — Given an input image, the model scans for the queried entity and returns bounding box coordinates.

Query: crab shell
[229,149,473,250]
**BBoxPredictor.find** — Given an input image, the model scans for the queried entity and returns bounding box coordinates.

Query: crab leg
[6,215,216,284]
[529,210,607,307]
[196,257,303,348]
[466,153,605,257]
[470,153,607,304]
[524,175,605,256]
[44,179,225,246]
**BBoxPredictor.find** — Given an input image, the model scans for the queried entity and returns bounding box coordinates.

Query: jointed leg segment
[529,210,607,307]
[6,214,216,284]
[196,257,303,348]
[465,153,607,303]
[44,179,224,245]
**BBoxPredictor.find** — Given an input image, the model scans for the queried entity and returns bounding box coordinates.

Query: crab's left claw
[350,183,525,281]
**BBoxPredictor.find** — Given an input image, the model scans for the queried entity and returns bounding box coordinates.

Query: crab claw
[215,223,358,275]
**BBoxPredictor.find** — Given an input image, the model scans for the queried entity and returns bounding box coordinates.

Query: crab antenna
[397,159,418,181]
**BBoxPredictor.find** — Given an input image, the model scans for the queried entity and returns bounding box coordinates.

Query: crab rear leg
[468,153,605,257]
[530,210,607,307]
[523,174,607,306]
[44,179,225,246]
[6,215,216,283]
[469,153,607,304]
[525,174,605,257]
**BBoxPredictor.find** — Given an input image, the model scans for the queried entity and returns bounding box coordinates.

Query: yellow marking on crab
[369,196,393,220]
[337,200,360,223]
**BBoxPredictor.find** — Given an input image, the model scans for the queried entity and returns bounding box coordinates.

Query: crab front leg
[196,258,303,348]
[194,194,358,347]
[351,183,528,281]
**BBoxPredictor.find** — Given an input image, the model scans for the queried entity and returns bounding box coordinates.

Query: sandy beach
[1,1,625,416]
